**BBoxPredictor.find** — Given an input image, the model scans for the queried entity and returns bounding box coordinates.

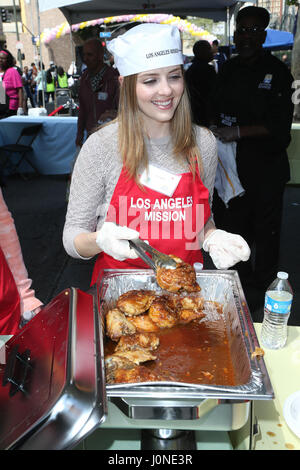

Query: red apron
[91,165,211,286]
[0,246,21,335]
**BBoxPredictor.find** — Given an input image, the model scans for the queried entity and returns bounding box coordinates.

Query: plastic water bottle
[260,272,293,349]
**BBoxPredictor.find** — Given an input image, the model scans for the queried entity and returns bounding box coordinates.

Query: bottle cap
[193,262,203,271]
[277,271,288,280]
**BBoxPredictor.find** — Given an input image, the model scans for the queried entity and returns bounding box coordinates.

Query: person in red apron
[0,246,20,335]
[63,23,250,286]
[0,188,43,328]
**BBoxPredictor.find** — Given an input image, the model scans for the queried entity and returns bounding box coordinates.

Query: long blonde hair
[117,71,203,181]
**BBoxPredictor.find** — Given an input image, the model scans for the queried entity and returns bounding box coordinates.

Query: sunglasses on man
[236,26,266,35]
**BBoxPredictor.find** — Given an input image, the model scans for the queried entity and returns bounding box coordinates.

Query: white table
[231,324,300,450]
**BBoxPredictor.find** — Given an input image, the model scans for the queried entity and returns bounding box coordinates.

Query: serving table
[1,324,299,450]
[230,323,300,450]
[0,115,78,175]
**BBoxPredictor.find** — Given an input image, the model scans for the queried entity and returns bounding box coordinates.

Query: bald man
[76,38,119,147]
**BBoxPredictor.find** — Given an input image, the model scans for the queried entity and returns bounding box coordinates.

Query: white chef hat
[107,23,183,77]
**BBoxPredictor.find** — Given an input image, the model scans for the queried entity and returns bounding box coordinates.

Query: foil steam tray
[97,269,274,401]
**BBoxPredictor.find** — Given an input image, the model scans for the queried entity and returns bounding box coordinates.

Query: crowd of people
[0,55,70,118]
[0,6,295,336]
[27,61,70,109]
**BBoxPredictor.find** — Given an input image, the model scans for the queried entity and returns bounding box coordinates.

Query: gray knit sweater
[63,121,218,259]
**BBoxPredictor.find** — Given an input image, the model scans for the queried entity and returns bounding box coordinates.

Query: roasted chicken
[105,332,159,384]
[105,285,207,384]
[115,332,160,352]
[117,289,156,316]
[177,294,204,310]
[106,292,205,340]
[178,308,206,324]
[156,255,200,293]
[106,308,136,341]
[126,313,159,333]
[112,349,157,365]
[105,354,136,383]
[148,295,179,328]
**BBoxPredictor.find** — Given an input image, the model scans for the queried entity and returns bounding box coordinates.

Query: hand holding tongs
[129,239,177,271]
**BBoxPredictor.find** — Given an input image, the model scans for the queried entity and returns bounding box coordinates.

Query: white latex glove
[19,310,36,328]
[203,229,250,270]
[96,222,139,261]
[22,310,36,321]
[17,107,25,115]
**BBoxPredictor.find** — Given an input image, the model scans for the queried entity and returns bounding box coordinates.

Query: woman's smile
[151,98,173,110]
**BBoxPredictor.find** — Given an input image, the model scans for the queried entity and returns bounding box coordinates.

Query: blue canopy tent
[230,28,294,53]
[263,28,294,50]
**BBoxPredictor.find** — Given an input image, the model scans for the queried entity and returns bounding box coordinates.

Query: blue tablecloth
[0,116,78,175]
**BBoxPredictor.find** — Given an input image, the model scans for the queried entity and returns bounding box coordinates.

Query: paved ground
[2,174,300,325]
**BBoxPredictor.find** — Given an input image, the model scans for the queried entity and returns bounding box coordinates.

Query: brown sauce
[105,313,236,386]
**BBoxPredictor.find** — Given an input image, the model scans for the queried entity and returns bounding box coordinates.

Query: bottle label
[265,293,292,314]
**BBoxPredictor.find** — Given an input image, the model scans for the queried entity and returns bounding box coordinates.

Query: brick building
[258,0,284,16]
[257,0,296,31]
[0,0,78,71]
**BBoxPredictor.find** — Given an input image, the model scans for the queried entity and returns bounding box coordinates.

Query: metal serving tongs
[129,239,177,271]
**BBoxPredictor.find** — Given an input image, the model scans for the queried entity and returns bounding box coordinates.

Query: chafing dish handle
[2,345,32,397]
[111,397,219,421]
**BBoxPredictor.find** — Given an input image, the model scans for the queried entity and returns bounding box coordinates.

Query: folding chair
[0,124,43,176]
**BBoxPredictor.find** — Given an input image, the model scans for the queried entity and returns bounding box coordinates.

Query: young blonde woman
[63,24,250,285]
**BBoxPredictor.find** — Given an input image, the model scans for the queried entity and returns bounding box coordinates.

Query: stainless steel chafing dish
[95,269,274,450]
[97,270,274,404]
[0,269,274,450]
